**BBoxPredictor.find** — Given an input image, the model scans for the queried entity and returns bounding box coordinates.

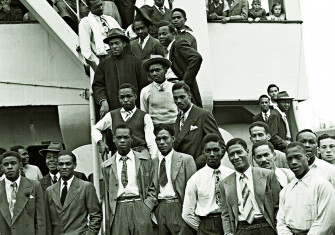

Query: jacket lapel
[224,174,239,228]
[51,180,62,209]
[171,152,182,183]
[12,177,31,223]
[252,168,265,213]
[141,36,155,59]
[230,0,239,10]
[0,180,11,226]
[152,157,159,192]
[62,177,80,211]
[131,41,142,59]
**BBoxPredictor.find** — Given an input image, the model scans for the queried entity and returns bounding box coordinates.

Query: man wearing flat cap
[92,28,149,119]
[39,142,88,193]
[140,55,178,125]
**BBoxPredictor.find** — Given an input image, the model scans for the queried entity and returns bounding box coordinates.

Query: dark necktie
[213,169,221,207]
[60,181,68,206]
[159,158,168,187]
[159,7,165,14]
[100,16,109,33]
[180,112,185,131]
[121,156,129,188]
[52,175,58,184]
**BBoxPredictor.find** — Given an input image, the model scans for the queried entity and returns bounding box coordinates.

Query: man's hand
[209,13,218,20]
[248,17,253,22]
[255,17,261,22]
[99,100,109,118]
[222,17,230,23]
[98,140,109,156]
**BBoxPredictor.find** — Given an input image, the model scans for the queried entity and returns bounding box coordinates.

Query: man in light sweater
[140,55,178,125]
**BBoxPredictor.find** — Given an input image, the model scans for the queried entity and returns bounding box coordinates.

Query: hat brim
[275,97,294,101]
[103,34,130,44]
[142,57,172,72]
[39,149,61,157]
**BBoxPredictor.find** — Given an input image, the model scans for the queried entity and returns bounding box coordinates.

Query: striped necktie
[159,157,168,187]
[121,156,129,188]
[125,111,133,121]
[9,182,17,218]
[213,169,221,207]
[180,112,185,131]
[240,173,255,224]
[52,175,58,184]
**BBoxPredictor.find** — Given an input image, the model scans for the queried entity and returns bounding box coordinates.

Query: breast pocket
[26,197,36,213]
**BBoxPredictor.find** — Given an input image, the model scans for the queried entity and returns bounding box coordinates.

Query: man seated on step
[92,83,158,159]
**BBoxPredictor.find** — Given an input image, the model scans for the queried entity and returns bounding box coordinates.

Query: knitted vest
[208,2,225,16]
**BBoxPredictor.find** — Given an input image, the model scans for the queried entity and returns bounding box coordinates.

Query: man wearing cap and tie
[140,55,178,125]
[45,151,102,235]
[101,124,156,234]
[0,151,46,235]
[39,142,88,193]
[222,0,248,23]
[92,28,149,119]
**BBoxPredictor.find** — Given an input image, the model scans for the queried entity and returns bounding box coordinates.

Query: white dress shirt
[277,171,335,234]
[5,176,21,205]
[235,167,263,221]
[262,109,270,122]
[22,164,43,181]
[91,107,158,159]
[310,157,335,188]
[165,39,178,79]
[158,150,176,199]
[49,172,60,184]
[60,175,74,198]
[275,167,294,188]
[116,150,140,197]
[182,164,234,230]
[138,34,150,49]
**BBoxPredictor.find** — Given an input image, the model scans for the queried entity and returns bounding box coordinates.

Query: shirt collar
[310,157,321,168]
[203,164,223,177]
[167,39,176,52]
[153,80,168,89]
[61,175,74,187]
[236,166,252,180]
[120,106,137,114]
[116,150,135,162]
[291,170,312,187]
[182,104,193,117]
[138,34,149,45]
[154,4,165,12]
[50,172,60,180]
[262,109,270,116]
[159,149,174,162]
[5,176,21,189]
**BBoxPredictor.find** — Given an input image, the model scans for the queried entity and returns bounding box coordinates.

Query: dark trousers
[198,215,224,235]
[154,200,193,235]
[112,200,154,235]
[235,218,276,235]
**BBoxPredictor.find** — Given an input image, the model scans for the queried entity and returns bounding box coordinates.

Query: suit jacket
[170,39,203,107]
[227,0,248,20]
[0,177,46,235]
[40,171,88,193]
[45,176,102,235]
[152,151,196,202]
[174,105,223,160]
[219,167,280,234]
[130,35,165,62]
[101,151,157,228]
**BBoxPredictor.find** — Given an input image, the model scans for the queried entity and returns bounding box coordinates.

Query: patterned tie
[213,169,221,208]
[240,173,255,224]
[121,156,129,188]
[60,181,68,206]
[264,113,268,122]
[180,112,185,131]
[159,7,165,14]
[52,175,58,184]
[100,16,109,33]
[159,157,168,187]
[9,182,17,218]
[139,39,144,49]
[159,84,164,91]
[125,111,133,121]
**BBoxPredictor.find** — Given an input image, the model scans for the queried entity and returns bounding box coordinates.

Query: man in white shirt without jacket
[296,129,335,188]
[183,133,234,234]
[277,142,335,234]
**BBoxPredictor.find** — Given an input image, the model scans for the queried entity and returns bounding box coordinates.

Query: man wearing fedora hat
[93,27,149,119]
[140,55,178,125]
[39,142,88,193]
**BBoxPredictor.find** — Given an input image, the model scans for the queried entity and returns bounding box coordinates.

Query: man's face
[1,156,21,181]
[286,146,309,178]
[204,141,223,169]
[259,97,270,112]
[297,132,317,164]
[172,88,191,112]
[46,152,58,173]
[268,87,278,100]
[109,38,126,57]
[155,129,174,156]
[253,145,275,170]
[278,100,291,113]
[149,63,166,84]
[133,20,149,40]
[154,0,164,7]
[57,155,76,181]
[172,11,185,30]
[119,88,136,111]
[113,128,132,155]
[90,0,103,16]
[227,144,250,172]
[158,26,174,47]
[319,138,335,163]
[0,0,11,6]
[17,148,29,166]
[252,2,261,11]
[249,126,270,144]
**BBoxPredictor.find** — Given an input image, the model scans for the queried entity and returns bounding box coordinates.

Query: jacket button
[115,184,118,186]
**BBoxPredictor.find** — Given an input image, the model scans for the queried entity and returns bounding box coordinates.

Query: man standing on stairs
[79,0,121,72]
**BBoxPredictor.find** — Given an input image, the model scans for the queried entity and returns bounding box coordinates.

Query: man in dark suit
[39,142,88,193]
[45,151,102,235]
[172,83,223,161]
[158,22,203,107]
[223,0,248,22]
[220,138,280,235]
[252,95,272,123]
[0,151,46,235]
[152,124,196,234]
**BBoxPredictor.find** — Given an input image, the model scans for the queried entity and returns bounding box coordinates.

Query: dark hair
[57,150,77,164]
[132,17,151,31]
[10,145,25,153]
[172,82,191,94]
[202,133,225,150]
[271,3,285,14]
[157,20,176,34]
[252,140,274,157]
[119,83,137,94]
[226,138,248,152]
[154,123,175,137]
[113,124,133,136]
[286,142,306,154]
[0,151,21,164]
[249,121,270,135]
[172,8,187,19]
[296,129,317,141]
[267,84,279,94]
[258,94,270,102]
[0,147,7,155]
[317,134,335,147]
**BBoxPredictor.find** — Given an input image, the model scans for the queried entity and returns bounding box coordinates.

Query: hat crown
[276,91,293,100]
[149,54,165,59]
[47,142,64,151]
[106,28,127,38]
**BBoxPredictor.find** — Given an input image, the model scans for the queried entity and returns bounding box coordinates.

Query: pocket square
[29,195,35,199]
[190,125,198,131]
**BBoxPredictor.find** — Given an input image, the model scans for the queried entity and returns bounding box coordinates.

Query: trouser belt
[117,196,141,203]
[158,198,180,203]
[199,212,221,218]
[288,227,309,235]
[237,218,270,230]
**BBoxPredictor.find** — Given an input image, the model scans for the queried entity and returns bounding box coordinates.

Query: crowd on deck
[1,0,335,234]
